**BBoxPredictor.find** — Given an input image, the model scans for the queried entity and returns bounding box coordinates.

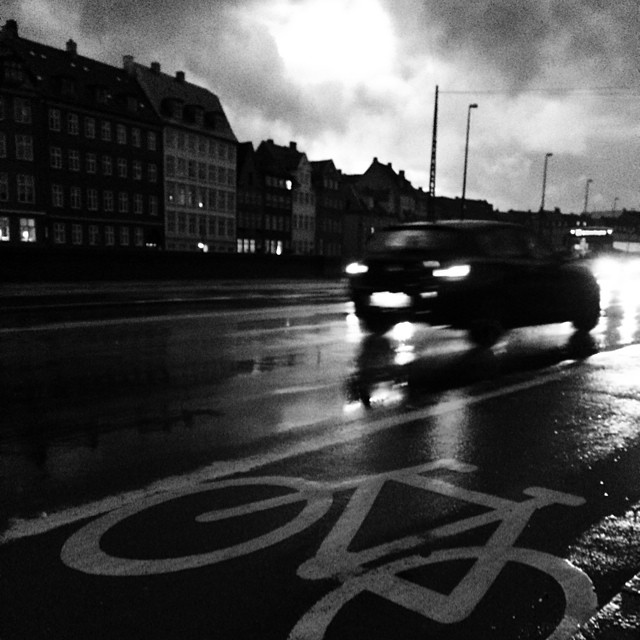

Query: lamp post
[460,103,478,218]
[540,153,552,211]
[583,178,593,214]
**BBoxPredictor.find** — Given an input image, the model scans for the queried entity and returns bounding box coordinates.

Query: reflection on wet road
[1,263,639,527]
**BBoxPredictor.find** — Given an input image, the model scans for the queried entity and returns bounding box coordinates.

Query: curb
[572,573,640,639]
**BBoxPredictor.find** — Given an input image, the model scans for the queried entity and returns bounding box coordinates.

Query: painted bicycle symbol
[61,458,596,639]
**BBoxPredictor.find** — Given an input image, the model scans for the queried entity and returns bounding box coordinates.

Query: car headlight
[432,264,471,278]
[346,262,369,275]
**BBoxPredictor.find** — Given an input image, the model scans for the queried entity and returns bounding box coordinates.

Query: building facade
[127,59,237,252]
[0,20,164,251]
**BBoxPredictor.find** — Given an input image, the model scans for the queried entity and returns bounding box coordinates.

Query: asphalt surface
[2,277,639,639]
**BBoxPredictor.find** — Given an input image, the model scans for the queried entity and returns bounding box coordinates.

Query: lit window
[0,216,9,241]
[19,217,36,242]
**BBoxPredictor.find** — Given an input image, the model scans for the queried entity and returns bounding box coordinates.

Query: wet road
[2,264,640,639]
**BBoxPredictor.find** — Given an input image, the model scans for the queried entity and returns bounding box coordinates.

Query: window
[148,164,157,183]
[166,156,175,177]
[17,175,35,203]
[52,184,64,207]
[198,162,207,181]
[135,227,144,246]
[14,98,32,124]
[85,152,96,174]
[87,188,98,211]
[103,190,114,212]
[0,96,4,120]
[72,223,83,245]
[0,132,6,158]
[134,193,143,215]
[0,216,9,241]
[120,226,130,246]
[149,195,158,216]
[188,160,196,179]
[20,218,36,242]
[89,225,99,245]
[70,186,81,209]
[118,192,129,213]
[49,108,61,131]
[0,173,8,201]
[101,120,111,141]
[147,131,157,150]
[15,134,33,160]
[133,161,142,180]
[85,117,95,139]
[50,146,62,168]
[53,222,66,244]
[105,225,115,246]
[131,128,141,147]
[117,158,127,178]
[69,149,81,172]
[67,113,79,135]
[102,155,112,175]
[116,124,127,144]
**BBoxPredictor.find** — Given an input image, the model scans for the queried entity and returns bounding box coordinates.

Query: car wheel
[572,296,600,332]
[467,298,505,347]
[359,311,395,334]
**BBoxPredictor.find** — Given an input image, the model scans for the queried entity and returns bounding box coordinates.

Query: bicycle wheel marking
[60,459,597,638]
[61,476,332,576]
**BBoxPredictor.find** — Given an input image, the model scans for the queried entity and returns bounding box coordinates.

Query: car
[346,220,601,346]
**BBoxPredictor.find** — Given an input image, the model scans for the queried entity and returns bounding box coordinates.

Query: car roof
[380,219,525,232]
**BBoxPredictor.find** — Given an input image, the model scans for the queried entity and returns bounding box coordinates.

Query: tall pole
[583,178,593,214]
[428,85,439,221]
[461,103,478,218]
[540,152,552,211]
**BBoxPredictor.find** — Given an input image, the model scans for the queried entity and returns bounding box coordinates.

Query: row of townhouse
[1,18,538,264]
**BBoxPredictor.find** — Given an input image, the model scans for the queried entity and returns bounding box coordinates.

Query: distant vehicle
[346,220,601,346]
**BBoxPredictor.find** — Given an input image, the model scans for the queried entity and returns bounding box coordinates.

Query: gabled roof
[0,20,159,124]
[130,60,236,141]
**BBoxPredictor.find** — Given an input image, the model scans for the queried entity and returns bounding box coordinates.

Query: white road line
[1,361,579,544]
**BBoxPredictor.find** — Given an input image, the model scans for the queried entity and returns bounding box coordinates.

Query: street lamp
[540,153,552,211]
[583,178,593,214]
[461,103,478,218]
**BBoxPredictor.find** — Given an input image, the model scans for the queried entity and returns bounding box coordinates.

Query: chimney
[399,170,405,179]
[150,61,161,74]
[289,141,297,151]
[387,162,392,169]
[373,157,378,163]
[1,19,18,39]
[122,55,134,74]
[66,39,77,55]
[176,70,185,83]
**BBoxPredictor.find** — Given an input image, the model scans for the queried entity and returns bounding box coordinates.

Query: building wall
[164,127,236,252]
[291,155,315,255]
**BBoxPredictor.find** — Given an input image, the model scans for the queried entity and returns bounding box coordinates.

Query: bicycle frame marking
[60,458,597,639]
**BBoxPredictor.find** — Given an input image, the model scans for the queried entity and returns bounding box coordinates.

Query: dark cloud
[383,0,639,91]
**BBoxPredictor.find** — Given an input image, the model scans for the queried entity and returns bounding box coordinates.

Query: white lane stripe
[0,303,349,334]
[0,361,578,544]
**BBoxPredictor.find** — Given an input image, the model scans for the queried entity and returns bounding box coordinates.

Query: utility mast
[428,85,438,220]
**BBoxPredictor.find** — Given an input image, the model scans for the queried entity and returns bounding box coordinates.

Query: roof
[130,60,236,141]
[0,20,159,124]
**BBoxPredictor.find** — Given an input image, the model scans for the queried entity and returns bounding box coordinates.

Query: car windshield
[366,228,463,254]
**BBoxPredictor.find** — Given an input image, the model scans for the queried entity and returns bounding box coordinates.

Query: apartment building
[0,20,164,250]
[127,59,238,252]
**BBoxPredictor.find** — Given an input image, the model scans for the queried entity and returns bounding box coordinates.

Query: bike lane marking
[0,356,604,544]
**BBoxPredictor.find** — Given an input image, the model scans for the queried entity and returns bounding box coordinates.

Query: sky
[5,0,640,214]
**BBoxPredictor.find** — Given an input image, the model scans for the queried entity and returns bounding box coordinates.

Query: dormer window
[60,77,76,96]
[3,60,25,85]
